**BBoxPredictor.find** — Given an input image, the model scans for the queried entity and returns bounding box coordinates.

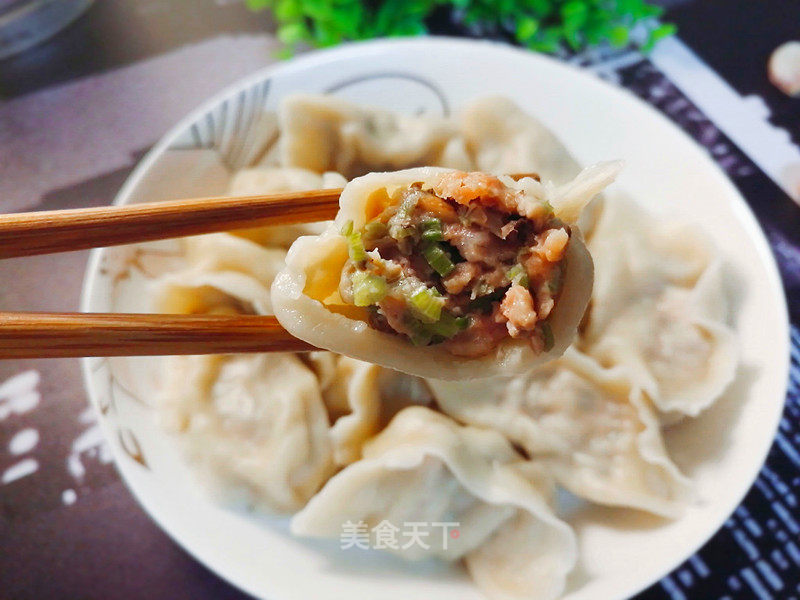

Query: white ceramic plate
[81,38,789,600]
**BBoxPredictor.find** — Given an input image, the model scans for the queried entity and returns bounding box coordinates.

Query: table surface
[1,1,799,599]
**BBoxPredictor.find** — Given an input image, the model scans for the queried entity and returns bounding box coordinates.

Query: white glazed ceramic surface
[81,38,789,600]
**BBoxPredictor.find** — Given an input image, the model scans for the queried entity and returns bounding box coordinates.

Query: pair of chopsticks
[0,189,339,359]
[0,174,536,359]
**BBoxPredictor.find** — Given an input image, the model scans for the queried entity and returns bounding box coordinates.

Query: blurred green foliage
[247,0,676,56]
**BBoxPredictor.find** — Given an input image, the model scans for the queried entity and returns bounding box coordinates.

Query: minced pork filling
[338,171,569,358]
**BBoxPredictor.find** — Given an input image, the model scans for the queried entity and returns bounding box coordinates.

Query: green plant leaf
[516,16,539,42]
[609,24,629,48]
[641,22,676,52]
[277,21,309,44]
[249,0,675,58]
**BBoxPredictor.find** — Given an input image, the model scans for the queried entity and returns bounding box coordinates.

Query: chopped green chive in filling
[506,263,529,288]
[363,221,388,240]
[419,218,444,242]
[337,172,569,358]
[410,287,445,323]
[351,271,388,306]
[403,309,469,347]
[432,312,470,338]
[403,314,435,347]
[341,220,367,262]
[422,242,455,277]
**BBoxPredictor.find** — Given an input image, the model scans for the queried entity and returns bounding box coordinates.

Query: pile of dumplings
[151,95,738,600]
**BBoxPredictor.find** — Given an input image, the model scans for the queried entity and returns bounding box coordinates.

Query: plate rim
[80,36,791,600]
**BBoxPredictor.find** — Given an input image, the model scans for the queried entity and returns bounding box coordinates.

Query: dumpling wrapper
[291,406,576,600]
[429,348,692,518]
[272,164,620,380]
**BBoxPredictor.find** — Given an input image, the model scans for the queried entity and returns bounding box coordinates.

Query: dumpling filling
[337,171,570,358]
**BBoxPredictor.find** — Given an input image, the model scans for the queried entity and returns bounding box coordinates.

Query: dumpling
[158,352,335,513]
[429,348,692,518]
[230,166,346,197]
[465,490,577,600]
[458,96,610,240]
[459,96,581,185]
[227,167,347,248]
[272,163,620,380]
[279,94,468,179]
[304,355,435,466]
[300,350,341,390]
[152,165,352,316]
[581,197,737,416]
[151,233,287,315]
[584,262,737,418]
[315,357,383,466]
[292,406,576,600]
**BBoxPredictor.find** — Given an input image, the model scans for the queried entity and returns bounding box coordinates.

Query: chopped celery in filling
[337,173,569,357]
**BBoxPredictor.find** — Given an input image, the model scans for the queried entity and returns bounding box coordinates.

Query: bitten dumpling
[272,163,621,380]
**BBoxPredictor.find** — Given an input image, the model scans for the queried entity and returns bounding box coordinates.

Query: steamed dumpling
[279,94,469,178]
[158,353,335,513]
[272,164,621,380]
[313,356,384,466]
[297,351,435,467]
[292,406,576,600]
[582,198,737,417]
[429,348,692,518]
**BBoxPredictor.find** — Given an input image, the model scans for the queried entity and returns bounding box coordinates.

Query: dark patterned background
[0,1,799,599]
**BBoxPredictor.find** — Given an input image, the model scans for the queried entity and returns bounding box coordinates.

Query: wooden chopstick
[0,173,543,359]
[0,312,316,358]
[0,173,540,260]
[0,189,342,259]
